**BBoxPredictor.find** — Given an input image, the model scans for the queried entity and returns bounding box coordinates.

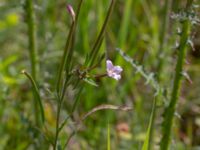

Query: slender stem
[116,48,162,95]
[56,21,75,95]
[53,96,62,150]
[94,73,107,79]
[54,1,84,149]
[26,0,38,80]
[56,0,84,95]
[86,0,116,66]
[64,131,76,149]
[25,0,40,126]
[71,85,84,114]
[160,10,191,150]
[54,77,71,149]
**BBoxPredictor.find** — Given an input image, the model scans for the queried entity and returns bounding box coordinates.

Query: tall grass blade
[86,0,116,66]
[107,123,111,150]
[142,97,157,150]
[117,0,132,48]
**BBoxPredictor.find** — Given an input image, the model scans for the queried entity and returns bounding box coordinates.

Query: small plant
[23,0,132,149]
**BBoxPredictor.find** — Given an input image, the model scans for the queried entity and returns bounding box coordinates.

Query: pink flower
[106,60,123,80]
[66,4,75,21]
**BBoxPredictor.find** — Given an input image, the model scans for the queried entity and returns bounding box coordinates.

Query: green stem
[160,12,191,150]
[56,21,75,95]
[25,0,40,126]
[26,0,38,80]
[53,96,62,150]
[56,0,84,95]
[54,1,84,149]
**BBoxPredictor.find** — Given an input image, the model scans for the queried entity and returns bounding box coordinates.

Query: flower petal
[113,66,123,74]
[106,60,113,70]
[106,59,123,81]
[113,74,121,80]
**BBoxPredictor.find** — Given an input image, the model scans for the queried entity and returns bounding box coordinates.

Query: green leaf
[22,70,45,125]
[83,78,98,87]
[142,97,156,150]
[107,123,111,150]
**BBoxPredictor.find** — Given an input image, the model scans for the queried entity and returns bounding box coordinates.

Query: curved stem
[22,70,45,125]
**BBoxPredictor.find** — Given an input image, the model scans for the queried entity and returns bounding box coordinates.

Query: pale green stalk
[160,2,192,149]
[25,0,40,126]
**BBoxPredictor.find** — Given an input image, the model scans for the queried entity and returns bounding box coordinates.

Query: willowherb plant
[21,0,198,149]
[23,0,132,149]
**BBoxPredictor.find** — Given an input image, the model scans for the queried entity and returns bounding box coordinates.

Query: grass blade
[107,123,111,150]
[142,97,157,150]
[117,0,132,48]
[86,0,116,66]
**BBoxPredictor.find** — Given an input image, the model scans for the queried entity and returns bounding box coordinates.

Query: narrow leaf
[22,70,45,124]
[142,97,156,150]
[83,78,98,87]
[107,123,111,150]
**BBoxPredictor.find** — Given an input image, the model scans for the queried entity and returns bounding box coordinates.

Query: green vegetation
[0,0,200,149]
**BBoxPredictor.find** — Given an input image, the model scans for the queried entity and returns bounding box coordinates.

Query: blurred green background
[0,0,200,149]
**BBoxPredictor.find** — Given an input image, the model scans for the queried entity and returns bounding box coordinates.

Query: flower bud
[66,4,75,21]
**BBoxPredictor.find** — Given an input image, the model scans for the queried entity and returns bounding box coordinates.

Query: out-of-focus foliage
[0,0,200,149]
